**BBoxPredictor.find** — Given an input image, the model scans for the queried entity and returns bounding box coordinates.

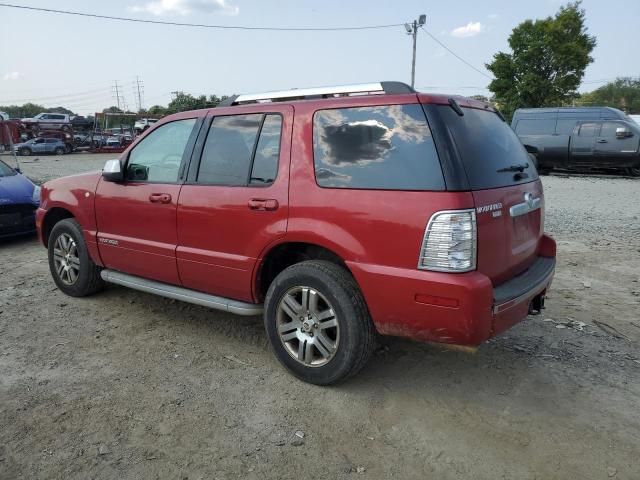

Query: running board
[100,270,263,316]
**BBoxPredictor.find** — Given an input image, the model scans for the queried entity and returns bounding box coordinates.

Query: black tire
[54,147,65,155]
[628,167,640,177]
[264,260,375,385]
[48,218,104,297]
[20,147,31,156]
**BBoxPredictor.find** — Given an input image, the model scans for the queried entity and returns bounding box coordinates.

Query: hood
[0,172,36,205]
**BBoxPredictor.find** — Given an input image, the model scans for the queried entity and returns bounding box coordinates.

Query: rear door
[176,106,292,302]
[594,121,640,167]
[569,122,600,167]
[95,117,201,285]
[433,105,543,285]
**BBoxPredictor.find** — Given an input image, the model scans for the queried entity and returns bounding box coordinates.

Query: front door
[176,106,292,302]
[95,117,201,285]
[594,121,640,168]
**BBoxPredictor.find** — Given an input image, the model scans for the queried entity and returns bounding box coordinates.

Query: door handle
[248,198,279,211]
[597,139,608,143]
[149,193,172,204]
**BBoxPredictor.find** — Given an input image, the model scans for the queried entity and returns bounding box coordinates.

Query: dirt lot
[1,153,639,479]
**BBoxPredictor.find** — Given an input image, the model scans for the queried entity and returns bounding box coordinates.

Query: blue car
[0,159,40,238]
[14,138,67,156]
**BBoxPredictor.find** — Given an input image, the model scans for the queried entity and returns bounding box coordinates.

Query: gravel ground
[1,153,639,479]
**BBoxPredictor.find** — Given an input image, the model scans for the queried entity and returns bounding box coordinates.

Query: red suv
[36,82,556,385]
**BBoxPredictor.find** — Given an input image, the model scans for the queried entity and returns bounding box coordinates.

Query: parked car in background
[629,114,640,125]
[21,113,72,132]
[14,138,68,156]
[0,159,39,238]
[512,107,640,176]
[0,111,9,121]
[134,118,158,132]
[36,81,556,385]
[71,116,94,130]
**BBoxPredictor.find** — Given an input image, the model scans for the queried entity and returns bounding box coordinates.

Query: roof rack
[217,81,415,107]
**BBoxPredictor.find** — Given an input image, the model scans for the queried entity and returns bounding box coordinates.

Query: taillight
[418,209,477,272]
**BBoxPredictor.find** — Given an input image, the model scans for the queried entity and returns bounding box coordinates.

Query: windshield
[438,105,539,190]
[0,160,17,177]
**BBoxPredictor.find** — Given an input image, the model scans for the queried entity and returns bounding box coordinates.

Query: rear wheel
[264,260,375,385]
[54,147,65,155]
[48,218,104,297]
[628,167,640,177]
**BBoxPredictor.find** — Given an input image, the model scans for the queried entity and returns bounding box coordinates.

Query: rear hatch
[433,104,543,285]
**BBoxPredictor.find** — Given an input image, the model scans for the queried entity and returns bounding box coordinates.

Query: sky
[1,0,639,115]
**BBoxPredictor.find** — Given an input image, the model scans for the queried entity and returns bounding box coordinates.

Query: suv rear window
[439,106,538,190]
[313,104,444,191]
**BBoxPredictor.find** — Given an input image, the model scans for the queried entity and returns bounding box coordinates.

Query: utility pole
[405,14,426,89]
[135,76,144,111]
[113,80,121,110]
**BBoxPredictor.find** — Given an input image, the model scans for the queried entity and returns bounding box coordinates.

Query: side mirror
[616,127,633,139]
[102,159,124,182]
[523,144,539,155]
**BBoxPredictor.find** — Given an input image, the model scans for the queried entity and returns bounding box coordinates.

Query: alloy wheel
[276,286,339,367]
[53,233,80,285]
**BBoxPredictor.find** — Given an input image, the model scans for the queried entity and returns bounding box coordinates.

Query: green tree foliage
[578,77,640,113]
[486,1,596,119]
[0,103,77,118]
[165,92,228,114]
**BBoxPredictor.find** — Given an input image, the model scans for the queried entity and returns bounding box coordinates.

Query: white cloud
[3,71,22,81]
[451,22,484,38]
[128,0,238,16]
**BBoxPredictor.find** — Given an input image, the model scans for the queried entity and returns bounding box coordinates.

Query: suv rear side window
[313,104,444,190]
[197,113,282,186]
[438,106,539,190]
[515,118,556,135]
[578,123,599,137]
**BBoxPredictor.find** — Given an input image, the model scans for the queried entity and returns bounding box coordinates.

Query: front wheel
[19,147,31,156]
[48,218,104,297]
[264,260,375,385]
[628,167,640,177]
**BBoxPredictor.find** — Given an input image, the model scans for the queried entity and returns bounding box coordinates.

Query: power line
[419,26,493,80]
[0,3,404,31]
[0,87,112,104]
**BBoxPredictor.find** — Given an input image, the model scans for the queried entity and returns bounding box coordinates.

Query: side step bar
[100,270,263,316]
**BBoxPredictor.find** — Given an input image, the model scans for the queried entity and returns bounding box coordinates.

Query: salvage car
[36,81,556,384]
[14,138,68,156]
[0,159,39,238]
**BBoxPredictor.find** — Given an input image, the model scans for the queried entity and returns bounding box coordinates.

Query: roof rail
[217,81,415,107]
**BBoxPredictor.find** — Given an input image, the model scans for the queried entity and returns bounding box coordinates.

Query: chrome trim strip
[492,266,554,315]
[100,270,263,316]
[235,82,384,103]
[509,197,541,218]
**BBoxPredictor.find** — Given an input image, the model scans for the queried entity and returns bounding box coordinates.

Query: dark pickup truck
[512,107,640,176]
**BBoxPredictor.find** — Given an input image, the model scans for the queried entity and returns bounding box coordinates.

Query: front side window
[600,122,623,138]
[313,104,444,190]
[197,113,282,186]
[126,118,196,183]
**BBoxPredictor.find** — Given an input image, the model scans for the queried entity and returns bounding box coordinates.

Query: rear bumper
[347,235,556,346]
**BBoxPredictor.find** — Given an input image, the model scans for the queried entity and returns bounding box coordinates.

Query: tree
[165,92,228,114]
[579,77,640,113]
[486,1,596,119]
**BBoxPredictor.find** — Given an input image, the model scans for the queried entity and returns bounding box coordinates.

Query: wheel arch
[41,207,74,247]
[254,241,354,302]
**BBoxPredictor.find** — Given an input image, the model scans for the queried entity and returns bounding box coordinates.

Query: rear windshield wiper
[497,163,529,173]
